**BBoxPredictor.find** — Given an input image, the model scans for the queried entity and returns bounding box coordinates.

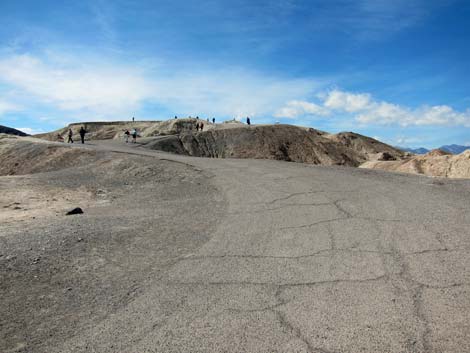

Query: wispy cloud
[0,52,322,123]
[90,0,118,44]
[274,100,330,118]
[0,54,151,118]
[0,99,20,116]
[14,127,45,135]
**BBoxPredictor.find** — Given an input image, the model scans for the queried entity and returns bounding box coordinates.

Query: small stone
[77,238,83,242]
[66,207,84,215]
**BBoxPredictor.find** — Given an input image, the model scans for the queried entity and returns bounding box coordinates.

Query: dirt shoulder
[0,140,225,353]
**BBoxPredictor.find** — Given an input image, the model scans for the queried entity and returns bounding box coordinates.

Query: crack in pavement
[183,248,394,260]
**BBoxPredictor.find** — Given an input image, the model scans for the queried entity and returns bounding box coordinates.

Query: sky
[0,0,469,148]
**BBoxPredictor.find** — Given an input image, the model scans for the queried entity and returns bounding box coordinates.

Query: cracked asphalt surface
[2,140,470,353]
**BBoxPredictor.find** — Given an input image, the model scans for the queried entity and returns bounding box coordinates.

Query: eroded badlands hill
[36,119,406,167]
[142,125,405,167]
[361,149,470,178]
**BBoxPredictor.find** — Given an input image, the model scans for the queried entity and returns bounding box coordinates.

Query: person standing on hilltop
[67,129,74,143]
[212,118,215,124]
[200,122,204,131]
[246,117,251,125]
[79,126,87,144]
[196,122,200,131]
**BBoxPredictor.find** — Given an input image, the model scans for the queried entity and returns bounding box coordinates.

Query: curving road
[4,139,470,353]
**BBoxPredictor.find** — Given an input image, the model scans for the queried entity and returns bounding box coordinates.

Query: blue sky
[0,0,469,148]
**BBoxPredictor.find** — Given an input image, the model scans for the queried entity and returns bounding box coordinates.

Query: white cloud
[357,103,470,127]
[277,88,470,128]
[0,53,320,122]
[0,100,20,115]
[0,54,151,117]
[14,127,45,135]
[274,100,330,118]
[356,102,411,125]
[323,90,371,112]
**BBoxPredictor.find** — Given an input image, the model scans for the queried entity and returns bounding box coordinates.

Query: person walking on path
[79,126,87,144]
[124,129,130,143]
[67,129,74,143]
[131,128,138,143]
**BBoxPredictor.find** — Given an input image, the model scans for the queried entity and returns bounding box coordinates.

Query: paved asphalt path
[9,139,470,353]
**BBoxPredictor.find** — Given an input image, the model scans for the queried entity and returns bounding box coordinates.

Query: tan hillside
[35,121,160,141]
[34,118,223,142]
[360,149,470,178]
[35,119,406,167]
[326,132,405,162]
[0,135,99,176]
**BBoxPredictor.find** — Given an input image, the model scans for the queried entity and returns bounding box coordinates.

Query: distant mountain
[439,144,470,154]
[398,144,470,155]
[0,125,29,136]
[397,147,430,154]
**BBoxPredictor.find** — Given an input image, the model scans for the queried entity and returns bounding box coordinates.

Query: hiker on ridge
[246,117,251,125]
[196,122,200,131]
[124,129,130,143]
[200,122,204,131]
[212,118,215,124]
[79,126,87,144]
[131,128,138,143]
[67,129,74,143]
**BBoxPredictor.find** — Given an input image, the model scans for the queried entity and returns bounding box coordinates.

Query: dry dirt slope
[0,135,223,353]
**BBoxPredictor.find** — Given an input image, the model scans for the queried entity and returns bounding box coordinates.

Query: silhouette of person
[124,129,130,143]
[196,122,200,131]
[175,115,177,119]
[79,126,87,144]
[132,117,135,122]
[246,117,251,125]
[200,122,204,131]
[132,129,137,143]
[212,118,215,124]
[67,129,74,143]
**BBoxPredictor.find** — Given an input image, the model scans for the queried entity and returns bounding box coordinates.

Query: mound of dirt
[425,149,451,157]
[141,124,404,167]
[0,125,29,136]
[0,135,99,176]
[360,149,470,178]
[326,132,405,161]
